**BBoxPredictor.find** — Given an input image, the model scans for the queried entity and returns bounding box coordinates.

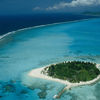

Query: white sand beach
[28,63,100,98]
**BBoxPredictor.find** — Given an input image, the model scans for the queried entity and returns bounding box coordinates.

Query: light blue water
[0,18,100,100]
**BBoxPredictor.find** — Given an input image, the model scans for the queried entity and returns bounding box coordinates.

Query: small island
[43,61,100,83]
[83,11,100,16]
[28,61,100,99]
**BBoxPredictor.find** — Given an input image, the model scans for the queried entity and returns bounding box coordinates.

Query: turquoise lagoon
[0,18,100,100]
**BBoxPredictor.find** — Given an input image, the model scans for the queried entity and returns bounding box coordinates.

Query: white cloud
[33,7,41,11]
[46,0,100,10]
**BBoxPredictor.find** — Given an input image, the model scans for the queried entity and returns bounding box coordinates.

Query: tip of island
[28,61,100,99]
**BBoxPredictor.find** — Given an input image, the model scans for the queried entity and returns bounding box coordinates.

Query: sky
[0,0,100,15]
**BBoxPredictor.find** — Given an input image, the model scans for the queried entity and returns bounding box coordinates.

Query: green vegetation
[45,61,100,83]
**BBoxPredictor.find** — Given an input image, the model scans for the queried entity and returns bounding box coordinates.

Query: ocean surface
[0,15,100,100]
[0,13,95,35]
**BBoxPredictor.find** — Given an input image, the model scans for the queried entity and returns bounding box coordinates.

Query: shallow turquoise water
[0,18,100,100]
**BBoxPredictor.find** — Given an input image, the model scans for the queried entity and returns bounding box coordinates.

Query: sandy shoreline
[28,66,70,85]
[28,64,100,85]
[28,63,100,98]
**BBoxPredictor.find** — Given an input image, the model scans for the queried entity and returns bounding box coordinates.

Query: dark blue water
[0,13,96,35]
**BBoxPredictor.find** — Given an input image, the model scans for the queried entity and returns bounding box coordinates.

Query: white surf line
[0,18,95,40]
[28,63,100,99]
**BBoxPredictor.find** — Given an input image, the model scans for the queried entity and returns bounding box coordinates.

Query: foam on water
[0,18,92,40]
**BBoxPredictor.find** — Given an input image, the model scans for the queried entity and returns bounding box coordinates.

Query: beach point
[28,62,100,99]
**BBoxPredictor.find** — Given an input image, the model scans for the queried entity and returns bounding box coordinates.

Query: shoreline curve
[27,63,100,98]
[0,17,97,40]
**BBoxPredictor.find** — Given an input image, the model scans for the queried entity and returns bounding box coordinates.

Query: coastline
[0,17,97,40]
[28,64,100,85]
[28,63,100,98]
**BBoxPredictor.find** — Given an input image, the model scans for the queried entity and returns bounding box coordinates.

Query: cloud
[46,0,100,10]
[33,7,40,10]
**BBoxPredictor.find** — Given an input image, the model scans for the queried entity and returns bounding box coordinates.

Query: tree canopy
[44,61,100,83]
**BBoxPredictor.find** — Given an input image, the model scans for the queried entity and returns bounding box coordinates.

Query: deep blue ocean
[0,13,96,35]
[0,14,100,100]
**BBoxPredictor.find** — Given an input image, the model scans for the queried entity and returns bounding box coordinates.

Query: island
[83,11,100,16]
[43,61,100,83]
[28,61,100,99]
